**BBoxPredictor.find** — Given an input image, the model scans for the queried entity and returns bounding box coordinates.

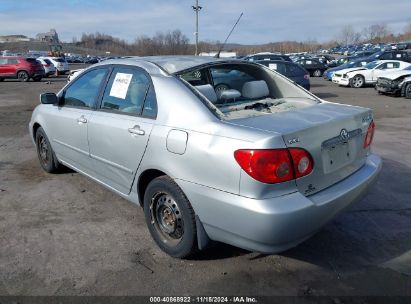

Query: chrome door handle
[77,116,87,124]
[128,125,145,136]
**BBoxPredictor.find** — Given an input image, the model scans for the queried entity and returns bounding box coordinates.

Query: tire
[144,176,197,258]
[214,83,230,94]
[0,78,4,82]
[405,83,411,99]
[33,76,42,82]
[313,69,322,77]
[17,71,29,82]
[350,75,364,88]
[35,127,61,173]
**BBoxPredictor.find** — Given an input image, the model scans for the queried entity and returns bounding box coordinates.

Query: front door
[87,66,157,194]
[47,68,109,172]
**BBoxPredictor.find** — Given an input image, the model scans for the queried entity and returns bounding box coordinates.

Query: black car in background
[295,58,328,77]
[256,60,310,90]
[367,50,411,62]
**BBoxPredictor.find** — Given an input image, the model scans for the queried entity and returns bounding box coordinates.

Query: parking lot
[0,70,410,297]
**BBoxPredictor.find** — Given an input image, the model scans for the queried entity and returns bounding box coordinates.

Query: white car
[332,60,411,88]
[38,56,69,75]
[67,68,84,82]
[36,58,56,77]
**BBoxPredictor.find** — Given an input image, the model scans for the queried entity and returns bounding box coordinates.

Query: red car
[0,56,45,82]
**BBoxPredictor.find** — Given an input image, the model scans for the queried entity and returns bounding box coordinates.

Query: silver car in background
[29,56,382,258]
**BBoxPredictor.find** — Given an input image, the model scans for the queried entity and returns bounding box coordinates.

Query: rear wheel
[350,75,364,88]
[17,71,29,82]
[35,127,61,173]
[144,176,197,258]
[405,83,411,99]
[0,78,4,82]
[313,69,322,77]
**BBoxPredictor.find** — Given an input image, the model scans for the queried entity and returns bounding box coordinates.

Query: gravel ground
[0,70,410,299]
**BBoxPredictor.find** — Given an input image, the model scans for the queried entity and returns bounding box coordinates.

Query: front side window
[101,67,151,115]
[7,59,18,64]
[63,68,107,108]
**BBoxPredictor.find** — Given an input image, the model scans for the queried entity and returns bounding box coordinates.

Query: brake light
[234,148,314,184]
[363,120,375,148]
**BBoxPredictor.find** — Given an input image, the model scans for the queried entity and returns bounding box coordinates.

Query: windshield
[177,63,319,119]
[404,66,411,71]
[365,61,379,69]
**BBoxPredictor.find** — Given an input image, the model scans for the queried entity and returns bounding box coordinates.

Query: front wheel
[405,83,411,99]
[313,69,322,77]
[350,75,364,88]
[35,127,62,173]
[144,176,197,258]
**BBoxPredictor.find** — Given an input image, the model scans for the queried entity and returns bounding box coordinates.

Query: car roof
[95,55,242,75]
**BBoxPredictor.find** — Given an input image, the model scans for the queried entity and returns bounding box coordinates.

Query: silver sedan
[29,56,382,258]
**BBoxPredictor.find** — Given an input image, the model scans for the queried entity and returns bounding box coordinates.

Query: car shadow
[194,158,411,273]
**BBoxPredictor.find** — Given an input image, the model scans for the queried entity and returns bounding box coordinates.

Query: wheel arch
[137,169,167,207]
[32,122,42,141]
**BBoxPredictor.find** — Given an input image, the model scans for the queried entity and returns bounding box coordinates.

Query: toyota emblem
[340,129,349,141]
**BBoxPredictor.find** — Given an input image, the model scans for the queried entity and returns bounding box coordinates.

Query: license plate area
[321,129,362,174]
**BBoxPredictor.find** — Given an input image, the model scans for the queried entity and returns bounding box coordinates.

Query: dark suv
[367,50,411,62]
[0,56,45,82]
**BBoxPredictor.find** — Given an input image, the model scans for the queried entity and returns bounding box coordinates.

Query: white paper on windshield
[109,73,132,99]
[396,54,401,58]
[306,60,312,64]
[387,63,394,68]
[268,63,278,70]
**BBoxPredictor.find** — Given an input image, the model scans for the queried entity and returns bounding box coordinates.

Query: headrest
[242,80,269,99]
[195,84,218,103]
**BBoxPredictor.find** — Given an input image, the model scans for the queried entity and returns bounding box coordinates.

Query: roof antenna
[215,12,243,58]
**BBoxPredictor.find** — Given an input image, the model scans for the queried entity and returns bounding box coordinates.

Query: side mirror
[40,93,58,105]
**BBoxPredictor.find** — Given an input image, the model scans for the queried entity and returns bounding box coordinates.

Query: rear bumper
[178,154,382,253]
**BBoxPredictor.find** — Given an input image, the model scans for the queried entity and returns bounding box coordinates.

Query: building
[36,29,60,43]
[0,35,31,43]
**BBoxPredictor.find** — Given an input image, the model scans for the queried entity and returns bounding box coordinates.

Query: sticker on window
[268,63,277,70]
[396,54,401,58]
[387,63,394,68]
[109,73,132,99]
[306,60,312,64]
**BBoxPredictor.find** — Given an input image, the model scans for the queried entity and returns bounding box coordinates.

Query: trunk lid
[229,102,373,196]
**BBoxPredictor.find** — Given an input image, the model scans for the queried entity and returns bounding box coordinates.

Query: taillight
[289,148,314,179]
[304,74,310,80]
[364,120,375,148]
[234,148,314,184]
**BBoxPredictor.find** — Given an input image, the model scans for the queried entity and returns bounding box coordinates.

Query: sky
[0,0,410,44]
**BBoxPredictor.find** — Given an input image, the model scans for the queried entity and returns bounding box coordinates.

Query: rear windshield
[44,59,52,64]
[177,63,319,120]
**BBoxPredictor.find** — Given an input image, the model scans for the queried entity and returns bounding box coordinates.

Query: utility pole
[192,0,202,55]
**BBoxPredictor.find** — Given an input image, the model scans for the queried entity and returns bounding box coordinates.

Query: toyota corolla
[29,56,382,258]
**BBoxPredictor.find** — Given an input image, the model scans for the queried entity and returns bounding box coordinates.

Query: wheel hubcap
[150,192,184,244]
[38,136,49,165]
[353,77,363,87]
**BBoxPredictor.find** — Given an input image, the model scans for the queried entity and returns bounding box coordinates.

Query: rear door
[87,66,157,194]
[45,67,109,172]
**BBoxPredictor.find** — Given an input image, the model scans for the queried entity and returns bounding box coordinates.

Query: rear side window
[63,68,108,108]
[26,58,37,63]
[101,67,151,115]
[287,64,305,76]
[0,58,6,65]
[7,59,18,64]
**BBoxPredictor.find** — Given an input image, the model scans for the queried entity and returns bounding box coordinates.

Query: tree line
[71,22,411,56]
